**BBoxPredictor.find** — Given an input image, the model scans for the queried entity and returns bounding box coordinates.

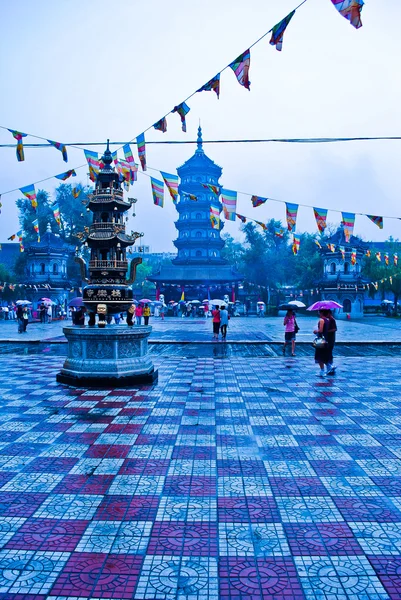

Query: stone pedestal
[57,326,158,387]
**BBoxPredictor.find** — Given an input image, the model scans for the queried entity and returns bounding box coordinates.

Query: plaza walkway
[1,315,401,343]
[0,352,400,598]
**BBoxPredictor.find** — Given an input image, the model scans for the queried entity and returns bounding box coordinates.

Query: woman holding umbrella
[308,301,342,377]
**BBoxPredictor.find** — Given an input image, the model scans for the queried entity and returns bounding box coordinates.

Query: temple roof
[26,224,73,252]
[324,226,367,250]
[177,126,222,176]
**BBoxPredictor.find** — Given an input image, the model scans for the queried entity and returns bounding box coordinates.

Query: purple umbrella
[68,297,83,308]
[307,301,343,311]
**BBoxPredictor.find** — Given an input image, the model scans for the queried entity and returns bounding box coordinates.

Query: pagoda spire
[196,125,204,153]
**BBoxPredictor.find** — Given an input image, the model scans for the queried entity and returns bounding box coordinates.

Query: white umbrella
[16,300,32,305]
[211,299,224,306]
[189,300,201,304]
[288,300,306,308]
[381,299,394,304]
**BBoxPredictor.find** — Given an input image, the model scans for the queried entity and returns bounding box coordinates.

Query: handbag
[294,319,300,334]
[313,336,327,348]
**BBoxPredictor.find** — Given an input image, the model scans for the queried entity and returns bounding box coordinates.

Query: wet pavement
[0,352,400,598]
[1,315,401,343]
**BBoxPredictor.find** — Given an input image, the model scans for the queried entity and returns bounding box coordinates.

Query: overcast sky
[1,0,401,252]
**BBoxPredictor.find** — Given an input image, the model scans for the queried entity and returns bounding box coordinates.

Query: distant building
[318,227,368,317]
[149,126,242,300]
[24,223,75,310]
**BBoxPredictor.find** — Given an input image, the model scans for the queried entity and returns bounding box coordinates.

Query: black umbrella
[278,304,300,311]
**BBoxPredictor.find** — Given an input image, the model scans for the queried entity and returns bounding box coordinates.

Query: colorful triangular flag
[270,10,295,51]
[251,195,268,208]
[229,49,250,90]
[150,177,164,207]
[330,0,363,29]
[55,169,76,181]
[8,130,27,162]
[136,134,146,171]
[221,189,237,222]
[20,184,37,210]
[286,203,298,232]
[160,171,179,204]
[197,74,220,98]
[172,102,190,132]
[342,212,355,242]
[153,117,167,133]
[47,139,68,162]
[366,215,383,229]
[313,207,328,232]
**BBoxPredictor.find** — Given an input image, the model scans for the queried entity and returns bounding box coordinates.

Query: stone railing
[89,223,124,233]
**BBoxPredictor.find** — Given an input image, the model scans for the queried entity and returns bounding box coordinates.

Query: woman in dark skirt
[314,309,330,377]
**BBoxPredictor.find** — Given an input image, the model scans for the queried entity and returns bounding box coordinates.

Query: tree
[16,183,92,244]
[135,262,155,298]
[292,233,323,289]
[221,233,245,271]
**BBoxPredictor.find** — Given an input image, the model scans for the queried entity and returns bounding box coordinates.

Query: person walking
[313,309,330,377]
[22,307,29,332]
[127,304,135,327]
[220,305,229,341]
[160,303,165,321]
[135,304,143,325]
[212,305,221,341]
[326,309,337,375]
[16,304,24,333]
[47,305,52,323]
[143,303,151,326]
[283,309,297,356]
[39,303,46,323]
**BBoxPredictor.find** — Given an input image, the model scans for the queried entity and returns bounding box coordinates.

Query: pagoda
[79,141,143,326]
[149,127,242,300]
[57,142,157,386]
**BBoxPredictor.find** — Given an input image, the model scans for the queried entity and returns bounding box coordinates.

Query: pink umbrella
[139,298,152,303]
[307,301,343,311]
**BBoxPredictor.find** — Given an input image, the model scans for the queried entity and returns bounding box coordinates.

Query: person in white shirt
[220,305,229,341]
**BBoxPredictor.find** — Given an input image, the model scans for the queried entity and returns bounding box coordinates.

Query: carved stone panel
[118,341,140,358]
[71,341,82,358]
[86,341,114,359]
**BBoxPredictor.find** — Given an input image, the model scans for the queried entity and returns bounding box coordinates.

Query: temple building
[149,127,242,300]
[317,226,368,318]
[24,223,76,310]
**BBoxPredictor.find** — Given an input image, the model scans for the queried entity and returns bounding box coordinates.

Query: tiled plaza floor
[0,354,401,598]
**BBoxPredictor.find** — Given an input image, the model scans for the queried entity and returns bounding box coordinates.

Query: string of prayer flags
[172,102,190,132]
[229,49,251,90]
[20,184,37,210]
[341,212,355,242]
[202,183,220,196]
[72,187,81,199]
[251,195,268,208]
[53,205,62,228]
[84,150,100,182]
[236,214,247,223]
[328,243,336,252]
[32,219,40,242]
[160,171,179,204]
[375,251,382,262]
[366,215,383,229]
[275,227,285,238]
[339,246,345,260]
[47,140,68,163]
[385,252,389,266]
[221,189,237,221]
[55,169,76,181]
[351,248,357,265]
[292,234,300,255]
[8,130,27,162]
[210,205,220,229]
[150,177,164,208]
[313,207,328,232]
[270,10,295,51]
[136,134,147,171]
[394,254,398,266]
[255,221,267,231]
[286,203,298,232]
[197,74,220,99]
[330,0,364,29]
[153,118,167,133]
[123,144,135,167]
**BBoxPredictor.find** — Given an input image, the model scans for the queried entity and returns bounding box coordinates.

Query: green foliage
[134,262,155,297]
[221,234,245,271]
[16,183,92,244]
